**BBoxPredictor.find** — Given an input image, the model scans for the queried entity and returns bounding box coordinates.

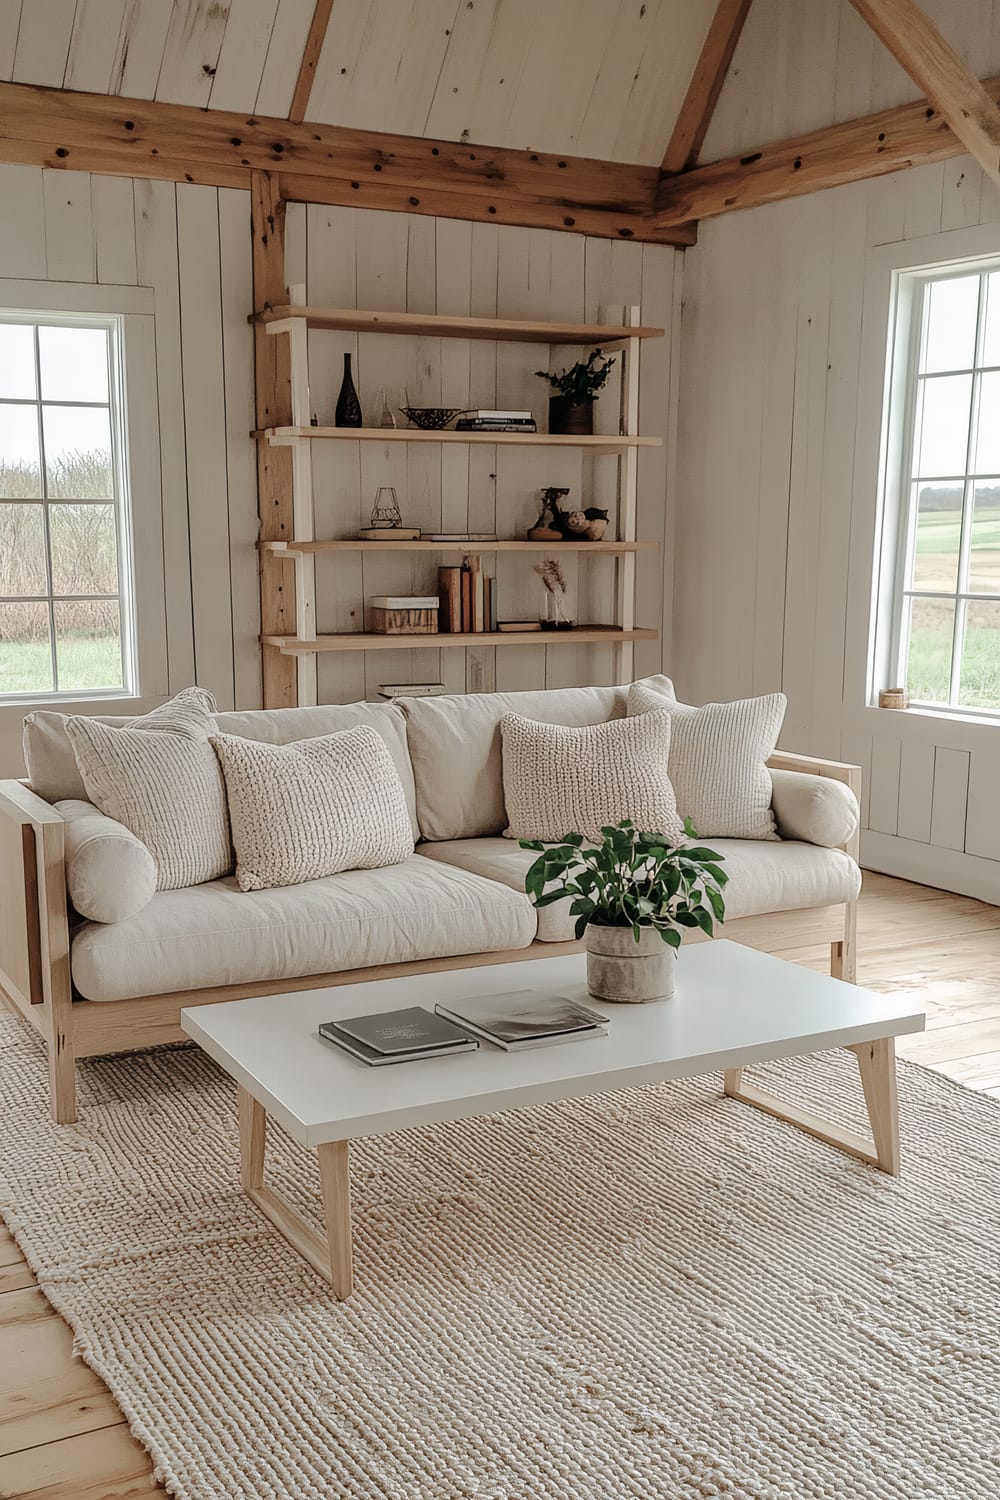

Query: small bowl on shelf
[399,406,467,430]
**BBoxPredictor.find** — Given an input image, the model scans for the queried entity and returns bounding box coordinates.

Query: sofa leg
[48,1029,77,1124]
[831,904,858,984]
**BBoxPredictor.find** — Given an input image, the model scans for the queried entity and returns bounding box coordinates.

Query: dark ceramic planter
[548,396,594,436]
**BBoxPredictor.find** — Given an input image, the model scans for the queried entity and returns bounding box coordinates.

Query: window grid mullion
[30,324,59,695]
[948,274,988,704]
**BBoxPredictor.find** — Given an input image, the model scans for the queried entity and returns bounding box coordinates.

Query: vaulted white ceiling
[0,0,721,166]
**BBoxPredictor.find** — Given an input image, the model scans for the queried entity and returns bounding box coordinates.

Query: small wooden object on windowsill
[879,687,908,710]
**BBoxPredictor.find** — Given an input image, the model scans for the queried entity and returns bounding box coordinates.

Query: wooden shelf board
[257,426,661,450]
[262,626,657,655]
[262,538,658,555]
[253,306,665,343]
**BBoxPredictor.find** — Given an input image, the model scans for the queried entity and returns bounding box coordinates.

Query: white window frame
[0,280,167,712]
[869,232,1000,725]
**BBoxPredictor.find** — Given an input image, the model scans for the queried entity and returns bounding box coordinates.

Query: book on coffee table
[318,1006,478,1066]
[435,990,609,1050]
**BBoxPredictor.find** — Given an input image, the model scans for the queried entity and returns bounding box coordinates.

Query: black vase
[335,352,363,427]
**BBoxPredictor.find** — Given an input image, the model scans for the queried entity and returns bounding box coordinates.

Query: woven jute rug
[1,1012,998,1500]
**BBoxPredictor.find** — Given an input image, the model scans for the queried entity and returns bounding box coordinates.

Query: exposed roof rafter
[660,0,753,175]
[289,0,336,125]
[847,0,1000,190]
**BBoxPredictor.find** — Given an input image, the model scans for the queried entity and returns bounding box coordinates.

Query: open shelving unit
[253,300,664,704]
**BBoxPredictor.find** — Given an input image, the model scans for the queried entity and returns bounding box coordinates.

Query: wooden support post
[317,1141,353,1301]
[252,171,298,710]
[238,1087,266,1191]
[613,304,641,685]
[661,0,754,173]
[289,0,337,125]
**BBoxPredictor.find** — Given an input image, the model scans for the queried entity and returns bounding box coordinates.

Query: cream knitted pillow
[628,680,785,841]
[64,687,232,891]
[211,726,414,892]
[500,710,683,843]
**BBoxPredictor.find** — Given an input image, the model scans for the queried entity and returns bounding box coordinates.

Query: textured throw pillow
[211,726,414,892]
[64,687,232,891]
[628,680,785,841]
[500,710,683,843]
[55,799,158,923]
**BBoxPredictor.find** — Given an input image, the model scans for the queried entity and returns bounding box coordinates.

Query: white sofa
[0,676,862,1122]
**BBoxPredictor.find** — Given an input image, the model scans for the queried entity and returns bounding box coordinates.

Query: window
[0,314,134,702]
[883,263,1000,717]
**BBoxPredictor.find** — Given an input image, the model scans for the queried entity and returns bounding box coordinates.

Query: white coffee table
[181,940,925,1299]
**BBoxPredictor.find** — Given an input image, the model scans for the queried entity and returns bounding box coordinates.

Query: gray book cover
[436,990,608,1044]
[329,1006,472,1056]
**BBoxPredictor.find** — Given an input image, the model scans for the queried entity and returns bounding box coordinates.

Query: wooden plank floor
[1,871,997,1499]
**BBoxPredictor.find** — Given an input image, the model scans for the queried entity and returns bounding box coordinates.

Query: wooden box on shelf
[369,596,440,635]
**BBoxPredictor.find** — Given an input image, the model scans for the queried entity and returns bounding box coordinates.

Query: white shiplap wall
[676,156,1000,904]
[0,164,679,774]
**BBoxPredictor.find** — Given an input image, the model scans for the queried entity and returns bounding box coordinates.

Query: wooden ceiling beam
[847,0,1000,189]
[0,79,695,246]
[288,0,336,126]
[660,0,753,174]
[650,71,1000,228]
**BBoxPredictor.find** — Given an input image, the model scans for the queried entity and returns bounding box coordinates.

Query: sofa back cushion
[401,676,674,842]
[24,698,418,839]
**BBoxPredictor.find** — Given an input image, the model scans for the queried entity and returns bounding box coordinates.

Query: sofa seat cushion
[71,856,536,1002]
[419,838,862,943]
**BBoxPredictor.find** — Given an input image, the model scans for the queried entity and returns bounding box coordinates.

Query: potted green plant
[535,348,615,435]
[521,820,727,1003]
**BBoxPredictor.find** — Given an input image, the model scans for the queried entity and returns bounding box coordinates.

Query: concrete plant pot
[585,924,676,1004]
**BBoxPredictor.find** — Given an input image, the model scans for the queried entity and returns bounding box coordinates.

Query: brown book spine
[472,570,485,633]
[437,566,462,633]
[483,575,492,633]
[461,563,472,633]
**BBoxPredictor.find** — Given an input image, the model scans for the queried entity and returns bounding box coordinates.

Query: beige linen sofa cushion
[25,696,418,836]
[769,769,859,849]
[212,727,413,892]
[420,837,862,943]
[64,688,232,891]
[500,710,683,843]
[55,800,158,924]
[402,675,675,842]
[628,680,785,841]
[70,856,536,1002]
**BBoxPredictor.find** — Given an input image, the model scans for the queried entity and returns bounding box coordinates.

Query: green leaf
[574,913,590,940]
[662,928,682,949]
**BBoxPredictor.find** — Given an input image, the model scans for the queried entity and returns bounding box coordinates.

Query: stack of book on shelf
[438,554,498,633]
[435,990,609,1050]
[318,1007,478,1067]
[455,409,537,433]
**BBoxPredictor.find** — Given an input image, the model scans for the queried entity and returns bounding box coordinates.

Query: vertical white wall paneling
[175,183,237,708]
[0,163,47,278]
[840,729,873,828]
[134,177,197,692]
[218,185,261,709]
[11,0,76,85]
[93,175,138,285]
[64,0,129,93]
[155,0,232,107]
[868,736,901,836]
[929,747,971,853]
[254,0,316,117]
[0,3,21,80]
[896,739,936,844]
[109,0,174,97]
[42,170,97,282]
[965,749,1000,861]
[208,0,281,113]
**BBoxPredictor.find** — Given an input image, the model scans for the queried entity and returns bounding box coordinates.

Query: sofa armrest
[766,752,862,860]
[0,780,67,1014]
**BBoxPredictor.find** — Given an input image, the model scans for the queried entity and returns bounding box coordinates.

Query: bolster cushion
[769,770,859,850]
[55,799,158,924]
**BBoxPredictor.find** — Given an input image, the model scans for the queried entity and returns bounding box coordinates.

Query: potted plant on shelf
[521,820,727,1003]
[535,348,616,435]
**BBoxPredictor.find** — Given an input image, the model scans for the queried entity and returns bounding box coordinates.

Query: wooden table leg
[317,1141,353,1301]
[237,1088,355,1297]
[849,1037,900,1175]
[724,1037,901,1175]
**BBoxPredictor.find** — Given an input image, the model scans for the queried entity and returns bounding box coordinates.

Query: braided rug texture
[1,1012,998,1500]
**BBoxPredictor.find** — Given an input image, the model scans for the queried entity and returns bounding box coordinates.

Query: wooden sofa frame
[0,751,861,1124]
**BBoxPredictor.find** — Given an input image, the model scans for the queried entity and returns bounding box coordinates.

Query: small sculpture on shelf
[527,487,611,542]
[358,487,421,541]
[534,557,573,631]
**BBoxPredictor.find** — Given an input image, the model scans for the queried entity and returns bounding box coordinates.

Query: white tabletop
[181,941,925,1147]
